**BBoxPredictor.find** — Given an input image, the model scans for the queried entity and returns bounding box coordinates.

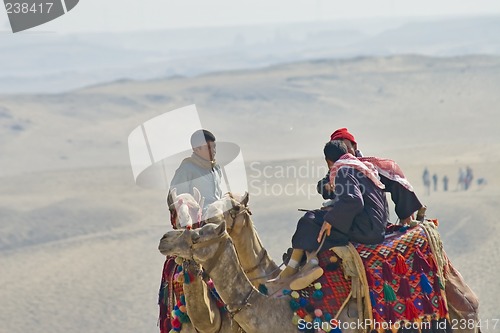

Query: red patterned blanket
[290,224,449,332]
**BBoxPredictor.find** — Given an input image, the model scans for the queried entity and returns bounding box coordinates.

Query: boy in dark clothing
[268,140,390,292]
[317,128,424,224]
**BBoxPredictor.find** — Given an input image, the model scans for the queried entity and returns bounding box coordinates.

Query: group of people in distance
[165,126,478,323]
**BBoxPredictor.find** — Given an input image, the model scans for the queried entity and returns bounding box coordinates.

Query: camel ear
[215,221,226,235]
[193,187,202,205]
[167,188,176,209]
[241,191,249,207]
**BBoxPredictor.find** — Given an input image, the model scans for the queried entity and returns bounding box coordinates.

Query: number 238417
[5,2,53,14]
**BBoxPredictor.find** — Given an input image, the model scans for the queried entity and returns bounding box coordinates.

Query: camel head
[167,187,204,229]
[203,192,250,235]
[159,221,229,263]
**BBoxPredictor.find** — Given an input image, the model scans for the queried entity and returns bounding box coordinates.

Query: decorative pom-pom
[314,309,323,317]
[258,284,268,295]
[292,314,301,325]
[183,271,190,284]
[394,253,409,275]
[289,299,300,311]
[324,313,332,322]
[299,297,308,307]
[420,273,433,295]
[404,299,419,321]
[291,291,300,299]
[422,295,434,314]
[177,266,183,273]
[314,282,322,290]
[296,308,307,318]
[365,264,374,287]
[383,282,397,302]
[428,255,438,271]
[178,312,190,323]
[313,290,324,300]
[369,290,377,307]
[304,314,313,322]
[433,275,444,293]
[385,303,396,324]
[329,255,338,263]
[412,249,431,273]
[180,295,186,304]
[171,317,181,329]
[174,257,184,265]
[304,305,314,314]
[283,289,291,295]
[179,305,186,313]
[397,277,411,298]
[313,317,322,325]
[382,260,394,282]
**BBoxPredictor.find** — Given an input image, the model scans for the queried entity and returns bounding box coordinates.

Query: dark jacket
[324,167,389,245]
[318,172,421,220]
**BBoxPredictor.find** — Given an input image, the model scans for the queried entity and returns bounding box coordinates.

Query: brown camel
[159,222,358,333]
[166,191,280,333]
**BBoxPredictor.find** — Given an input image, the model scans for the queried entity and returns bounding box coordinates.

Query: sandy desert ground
[1,55,499,332]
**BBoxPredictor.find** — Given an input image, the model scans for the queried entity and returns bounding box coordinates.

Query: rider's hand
[317,221,331,243]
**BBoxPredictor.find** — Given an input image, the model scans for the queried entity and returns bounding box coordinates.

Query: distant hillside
[2,15,500,93]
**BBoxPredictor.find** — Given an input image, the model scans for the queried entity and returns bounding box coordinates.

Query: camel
[203,192,281,286]
[159,222,358,333]
[165,189,241,333]
[160,219,480,333]
[165,190,281,333]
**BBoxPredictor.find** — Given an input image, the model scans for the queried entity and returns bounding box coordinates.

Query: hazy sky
[1,0,500,33]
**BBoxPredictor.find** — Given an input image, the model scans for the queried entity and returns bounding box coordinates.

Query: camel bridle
[188,228,257,317]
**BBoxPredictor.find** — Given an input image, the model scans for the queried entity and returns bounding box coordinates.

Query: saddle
[288,222,450,333]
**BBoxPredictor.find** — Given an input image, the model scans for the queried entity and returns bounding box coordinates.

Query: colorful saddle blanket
[292,224,449,332]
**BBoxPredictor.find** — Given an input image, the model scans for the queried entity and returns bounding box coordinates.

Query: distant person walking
[443,175,449,192]
[457,167,465,191]
[432,173,438,192]
[465,166,473,191]
[422,168,430,195]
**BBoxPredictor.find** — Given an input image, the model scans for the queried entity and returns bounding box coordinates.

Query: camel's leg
[183,277,222,333]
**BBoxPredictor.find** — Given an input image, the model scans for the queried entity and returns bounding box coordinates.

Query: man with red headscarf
[318,128,478,324]
[318,128,424,224]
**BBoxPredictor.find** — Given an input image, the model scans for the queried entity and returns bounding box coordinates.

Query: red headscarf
[330,128,357,144]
